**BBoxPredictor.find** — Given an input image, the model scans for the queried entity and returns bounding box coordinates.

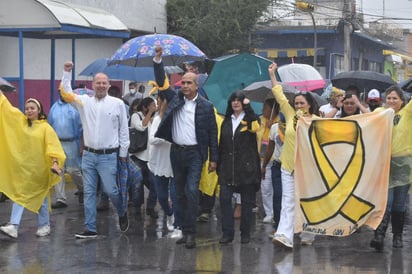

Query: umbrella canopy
[399,78,412,92]
[242,80,327,107]
[277,63,325,92]
[203,53,273,114]
[108,34,206,67]
[79,58,183,81]
[0,77,16,92]
[331,71,396,93]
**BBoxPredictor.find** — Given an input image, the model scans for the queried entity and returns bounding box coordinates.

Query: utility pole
[343,0,352,71]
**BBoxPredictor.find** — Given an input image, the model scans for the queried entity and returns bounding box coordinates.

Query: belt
[84,146,118,154]
[59,138,75,142]
[272,161,281,168]
[172,144,199,150]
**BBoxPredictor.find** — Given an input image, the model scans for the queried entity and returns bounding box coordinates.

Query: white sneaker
[262,215,274,223]
[0,223,18,239]
[273,234,293,248]
[36,225,50,237]
[166,215,175,232]
[169,228,182,239]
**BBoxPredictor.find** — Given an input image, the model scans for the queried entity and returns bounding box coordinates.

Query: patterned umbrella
[79,58,183,81]
[108,34,206,67]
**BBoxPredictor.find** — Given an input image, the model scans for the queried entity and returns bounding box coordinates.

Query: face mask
[129,88,136,94]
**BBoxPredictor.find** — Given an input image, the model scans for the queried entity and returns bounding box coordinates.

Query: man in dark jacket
[154,47,218,249]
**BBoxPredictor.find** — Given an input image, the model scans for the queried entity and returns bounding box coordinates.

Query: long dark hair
[137,97,156,116]
[294,92,319,116]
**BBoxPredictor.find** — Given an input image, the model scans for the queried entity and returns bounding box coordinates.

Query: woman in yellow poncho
[0,90,65,239]
[370,85,412,251]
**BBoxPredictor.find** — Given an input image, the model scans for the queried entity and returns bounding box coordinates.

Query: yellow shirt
[272,84,296,173]
[0,95,65,213]
[390,100,412,157]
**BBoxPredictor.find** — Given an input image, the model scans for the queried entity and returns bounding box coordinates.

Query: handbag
[128,113,148,153]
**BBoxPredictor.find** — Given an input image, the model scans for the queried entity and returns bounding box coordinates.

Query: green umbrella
[203,53,276,114]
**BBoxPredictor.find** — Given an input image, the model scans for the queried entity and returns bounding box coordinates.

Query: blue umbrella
[79,58,183,81]
[108,33,206,67]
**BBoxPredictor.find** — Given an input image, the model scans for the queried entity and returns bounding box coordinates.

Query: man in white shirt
[60,61,130,238]
[153,47,218,249]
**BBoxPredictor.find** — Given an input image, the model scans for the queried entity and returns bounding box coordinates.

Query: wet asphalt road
[0,186,411,274]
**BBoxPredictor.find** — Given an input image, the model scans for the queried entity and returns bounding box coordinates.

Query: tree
[166,0,271,58]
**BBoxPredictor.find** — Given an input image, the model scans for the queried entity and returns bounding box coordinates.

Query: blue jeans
[133,157,157,210]
[150,172,181,228]
[271,162,282,229]
[82,151,124,232]
[170,145,203,235]
[220,184,256,238]
[11,197,49,228]
[386,184,411,213]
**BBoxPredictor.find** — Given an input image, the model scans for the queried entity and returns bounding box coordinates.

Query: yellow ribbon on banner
[300,119,374,224]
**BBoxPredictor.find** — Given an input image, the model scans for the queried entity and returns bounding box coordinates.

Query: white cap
[367,89,380,100]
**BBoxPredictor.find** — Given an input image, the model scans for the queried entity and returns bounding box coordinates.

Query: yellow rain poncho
[199,109,223,196]
[0,95,65,213]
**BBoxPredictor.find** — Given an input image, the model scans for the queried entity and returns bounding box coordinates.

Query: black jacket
[153,61,218,164]
[217,104,261,191]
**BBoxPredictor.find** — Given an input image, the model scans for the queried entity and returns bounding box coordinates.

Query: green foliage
[166,0,271,58]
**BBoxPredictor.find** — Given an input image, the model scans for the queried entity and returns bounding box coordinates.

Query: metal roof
[0,0,131,109]
[0,0,130,39]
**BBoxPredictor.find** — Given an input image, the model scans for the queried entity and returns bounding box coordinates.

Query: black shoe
[176,235,187,245]
[135,211,143,221]
[185,234,196,249]
[241,236,250,244]
[51,201,67,209]
[119,213,129,232]
[75,230,97,239]
[146,208,159,219]
[219,236,233,244]
[97,202,109,212]
[78,193,84,204]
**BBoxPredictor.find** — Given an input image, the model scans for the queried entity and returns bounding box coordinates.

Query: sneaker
[262,215,274,223]
[75,230,97,239]
[166,214,175,232]
[273,234,293,248]
[36,225,50,237]
[169,228,182,239]
[301,238,314,246]
[197,213,210,222]
[51,201,67,209]
[0,223,18,239]
[119,213,129,232]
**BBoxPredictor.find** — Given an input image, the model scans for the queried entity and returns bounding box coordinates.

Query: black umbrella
[242,80,327,106]
[331,71,396,93]
[0,77,16,92]
[399,78,412,92]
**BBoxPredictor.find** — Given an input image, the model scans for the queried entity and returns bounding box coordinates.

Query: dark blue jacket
[154,61,218,164]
